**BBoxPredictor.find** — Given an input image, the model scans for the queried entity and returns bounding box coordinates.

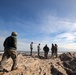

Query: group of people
[51,44,58,57]
[0,32,58,72]
[30,42,58,59]
[30,42,41,57]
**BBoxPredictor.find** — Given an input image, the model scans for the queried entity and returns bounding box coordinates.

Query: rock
[59,52,73,61]
[0,52,75,75]
[51,64,67,75]
[59,52,76,75]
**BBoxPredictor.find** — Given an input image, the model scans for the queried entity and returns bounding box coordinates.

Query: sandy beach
[0,52,76,75]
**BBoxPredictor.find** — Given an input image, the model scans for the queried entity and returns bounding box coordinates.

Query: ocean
[17,51,66,56]
[0,50,75,56]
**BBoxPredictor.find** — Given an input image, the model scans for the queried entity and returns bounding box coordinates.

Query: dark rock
[59,52,76,75]
[51,65,65,75]
[63,61,71,69]
[59,52,73,61]
[65,68,72,75]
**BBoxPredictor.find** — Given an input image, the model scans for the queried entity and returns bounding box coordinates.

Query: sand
[0,52,76,75]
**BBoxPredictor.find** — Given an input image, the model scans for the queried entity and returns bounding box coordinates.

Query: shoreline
[0,50,76,54]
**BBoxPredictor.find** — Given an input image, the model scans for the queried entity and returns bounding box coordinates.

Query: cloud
[16,19,76,51]
[32,13,76,51]
[56,32,76,42]
[0,36,5,50]
[59,43,76,51]
[0,11,76,51]
[40,15,76,34]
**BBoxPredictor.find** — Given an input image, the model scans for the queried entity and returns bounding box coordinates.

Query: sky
[0,0,76,51]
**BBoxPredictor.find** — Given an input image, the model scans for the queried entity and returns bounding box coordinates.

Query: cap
[11,32,17,36]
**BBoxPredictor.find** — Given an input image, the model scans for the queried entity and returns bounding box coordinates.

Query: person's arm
[3,38,7,47]
[13,37,17,49]
[3,40,6,47]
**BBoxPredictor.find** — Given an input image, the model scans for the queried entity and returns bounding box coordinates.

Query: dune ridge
[0,52,76,75]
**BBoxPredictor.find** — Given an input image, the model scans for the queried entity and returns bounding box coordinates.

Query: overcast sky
[0,0,76,51]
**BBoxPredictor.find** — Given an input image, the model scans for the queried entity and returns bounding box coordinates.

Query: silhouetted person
[0,32,17,71]
[55,44,58,57]
[43,44,49,59]
[37,43,41,57]
[30,42,33,56]
[51,43,55,57]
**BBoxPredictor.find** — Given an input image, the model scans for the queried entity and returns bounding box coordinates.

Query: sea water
[0,50,74,56]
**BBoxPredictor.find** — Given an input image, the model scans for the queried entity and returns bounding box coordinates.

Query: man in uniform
[55,44,58,58]
[43,44,49,59]
[30,42,33,56]
[0,32,17,71]
[51,43,55,57]
[37,43,41,57]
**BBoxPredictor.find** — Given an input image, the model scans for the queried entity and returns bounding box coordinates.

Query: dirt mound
[1,52,76,75]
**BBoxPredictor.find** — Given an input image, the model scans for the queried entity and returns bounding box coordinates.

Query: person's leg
[30,48,32,56]
[38,50,39,57]
[0,53,8,71]
[39,50,40,56]
[11,57,17,71]
[46,52,48,59]
[9,50,17,71]
[51,51,53,56]
[44,52,46,58]
[45,52,47,59]
[56,51,57,57]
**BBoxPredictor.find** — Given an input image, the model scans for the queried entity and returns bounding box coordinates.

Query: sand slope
[0,52,76,75]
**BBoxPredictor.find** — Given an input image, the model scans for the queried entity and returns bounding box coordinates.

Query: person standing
[30,42,33,56]
[37,43,41,57]
[51,43,55,57]
[55,44,58,57]
[43,44,49,59]
[0,32,17,71]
